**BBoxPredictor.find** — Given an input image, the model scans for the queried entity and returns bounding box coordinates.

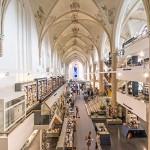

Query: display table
[97,110,106,115]
[57,118,68,150]
[106,119,122,125]
[46,128,60,137]
[57,111,75,150]
[95,123,111,145]
[121,125,147,138]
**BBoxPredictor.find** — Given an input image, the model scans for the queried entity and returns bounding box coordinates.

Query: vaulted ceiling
[29,0,147,66]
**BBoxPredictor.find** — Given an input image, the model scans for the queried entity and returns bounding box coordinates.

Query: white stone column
[93,63,96,91]
[99,60,104,95]
[111,52,117,112]
[84,63,87,80]
[89,65,92,85]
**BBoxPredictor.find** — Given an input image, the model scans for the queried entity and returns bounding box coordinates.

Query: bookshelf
[15,81,38,110]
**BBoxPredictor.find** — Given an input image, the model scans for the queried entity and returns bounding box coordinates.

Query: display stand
[106,119,122,125]
[46,128,60,138]
[57,118,68,150]
[15,81,38,110]
[121,125,147,138]
[57,111,75,150]
[95,123,111,145]
[47,78,52,95]
[35,78,47,102]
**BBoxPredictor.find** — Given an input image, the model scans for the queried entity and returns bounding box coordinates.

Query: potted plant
[105,98,110,106]
[100,104,106,110]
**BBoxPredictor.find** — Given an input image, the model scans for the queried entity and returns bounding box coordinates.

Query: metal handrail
[121,30,150,49]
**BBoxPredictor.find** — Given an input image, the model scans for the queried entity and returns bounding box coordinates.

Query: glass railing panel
[34,110,52,125]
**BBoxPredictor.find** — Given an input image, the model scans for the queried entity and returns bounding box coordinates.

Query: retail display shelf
[95,123,111,145]
[121,125,147,138]
[106,119,122,125]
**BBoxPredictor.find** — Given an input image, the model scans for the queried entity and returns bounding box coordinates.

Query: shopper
[75,106,80,118]
[85,131,93,150]
[72,116,77,132]
[91,90,94,99]
[95,131,100,150]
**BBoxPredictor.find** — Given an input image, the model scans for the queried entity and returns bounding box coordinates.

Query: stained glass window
[74,65,78,78]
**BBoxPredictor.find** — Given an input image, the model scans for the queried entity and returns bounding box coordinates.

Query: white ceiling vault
[29,0,147,66]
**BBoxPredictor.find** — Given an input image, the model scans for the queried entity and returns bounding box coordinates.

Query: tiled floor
[75,94,98,150]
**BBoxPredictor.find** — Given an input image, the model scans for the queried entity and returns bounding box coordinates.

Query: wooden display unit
[106,119,122,125]
[57,111,75,150]
[47,78,53,95]
[35,78,47,102]
[15,81,38,110]
[51,77,57,90]
[95,123,111,145]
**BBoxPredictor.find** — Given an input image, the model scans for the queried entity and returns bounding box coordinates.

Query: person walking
[95,131,100,150]
[72,116,77,132]
[85,131,93,150]
[75,106,80,118]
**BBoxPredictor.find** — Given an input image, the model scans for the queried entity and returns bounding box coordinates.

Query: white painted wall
[123,37,149,57]
[0,0,57,92]
[117,91,147,121]
[0,114,33,150]
[117,67,147,82]
[7,114,34,150]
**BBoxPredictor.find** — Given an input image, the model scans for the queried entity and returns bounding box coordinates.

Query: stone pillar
[93,63,96,91]
[148,20,150,150]
[111,52,117,112]
[65,65,69,80]
[99,60,104,95]
[84,64,87,80]
[40,130,42,150]
[142,1,150,149]
[89,65,92,85]
[147,30,150,149]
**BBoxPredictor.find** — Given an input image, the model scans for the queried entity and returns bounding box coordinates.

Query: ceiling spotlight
[117,73,122,76]
[140,51,144,57]
[144,72,148,78]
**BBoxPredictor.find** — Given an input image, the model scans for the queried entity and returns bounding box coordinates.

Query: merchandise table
[95,123,111,145]
[57,111,75,150]
[121,125,147,138]
[57,118,68,150]
[106,119,122,125]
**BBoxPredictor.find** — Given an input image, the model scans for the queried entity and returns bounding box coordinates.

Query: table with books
[95,123,111,145]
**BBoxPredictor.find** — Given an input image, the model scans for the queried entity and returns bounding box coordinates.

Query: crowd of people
[84,131,101,150]
[65,83,102,150]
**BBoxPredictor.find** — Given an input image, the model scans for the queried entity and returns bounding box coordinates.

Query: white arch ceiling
[29,0,129,66]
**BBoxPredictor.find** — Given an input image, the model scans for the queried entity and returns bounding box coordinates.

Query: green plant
[105,98,110,106]
[100,104,106,110]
